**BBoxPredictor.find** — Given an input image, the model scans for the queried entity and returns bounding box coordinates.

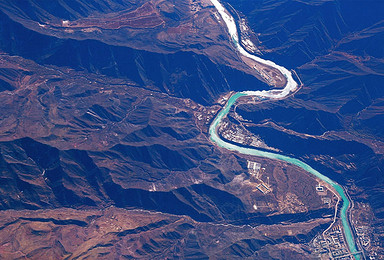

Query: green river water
[209,93,360,259]
[208,0,360,257]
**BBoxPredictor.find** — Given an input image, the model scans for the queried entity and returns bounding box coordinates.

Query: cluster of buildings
[247,160,271,194]
[312,225,359,259]
[220,121,250,145]
[219,121,269,149]
[356,226,370,248]
[315,183,333,207]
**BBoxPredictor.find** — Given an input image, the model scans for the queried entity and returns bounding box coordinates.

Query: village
[247,160,271,196]
[312,224,355,259]
[218,118,279,152]
[244,159,360,259]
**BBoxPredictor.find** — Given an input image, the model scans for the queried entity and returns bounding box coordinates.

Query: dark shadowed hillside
[0,0,383,258]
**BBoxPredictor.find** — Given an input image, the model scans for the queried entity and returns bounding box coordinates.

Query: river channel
[209,0,360,258]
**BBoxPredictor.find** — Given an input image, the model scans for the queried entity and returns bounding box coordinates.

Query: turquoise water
[209,93,360,258]
[208,0,360,257]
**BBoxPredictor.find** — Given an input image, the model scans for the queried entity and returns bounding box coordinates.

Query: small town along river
[209,0,360,258]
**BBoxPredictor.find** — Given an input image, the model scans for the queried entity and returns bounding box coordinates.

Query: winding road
[209,0,360,258]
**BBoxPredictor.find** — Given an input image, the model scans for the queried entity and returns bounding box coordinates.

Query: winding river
[209,0,360,258]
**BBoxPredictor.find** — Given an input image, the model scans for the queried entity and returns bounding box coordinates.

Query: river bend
[209,0,359,258]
